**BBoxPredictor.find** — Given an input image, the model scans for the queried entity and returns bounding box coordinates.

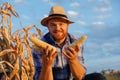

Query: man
[32,6,86,80]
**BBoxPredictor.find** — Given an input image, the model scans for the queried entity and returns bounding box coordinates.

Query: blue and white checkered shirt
[32,32,84,80]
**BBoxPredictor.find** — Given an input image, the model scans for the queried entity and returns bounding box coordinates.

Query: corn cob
[70,35,87,49]
[29,34,57,52]
[30,35,87,52]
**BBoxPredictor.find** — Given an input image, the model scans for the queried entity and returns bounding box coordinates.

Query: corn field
[0,2,42,80]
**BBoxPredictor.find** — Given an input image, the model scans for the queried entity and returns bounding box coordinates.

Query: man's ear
[67,23,70,27]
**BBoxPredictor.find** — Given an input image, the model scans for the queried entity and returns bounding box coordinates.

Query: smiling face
[47,18,69,42]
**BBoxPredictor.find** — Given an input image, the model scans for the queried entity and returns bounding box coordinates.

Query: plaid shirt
[32,33,84,80]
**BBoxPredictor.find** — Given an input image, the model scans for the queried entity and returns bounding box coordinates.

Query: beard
[51,30,67,41]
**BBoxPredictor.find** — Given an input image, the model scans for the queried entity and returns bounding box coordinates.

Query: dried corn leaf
[0,61,14,69]
[21,67,28,80]
[9,58,19,80]
[0,64,9,79]
[0,49,15,57]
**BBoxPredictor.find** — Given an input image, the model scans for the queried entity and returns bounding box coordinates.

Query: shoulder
[68,33,75,38]
[68,33,76,43]
[40,32,50,42]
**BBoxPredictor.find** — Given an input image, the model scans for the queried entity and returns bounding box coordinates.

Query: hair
[83,73,106,80]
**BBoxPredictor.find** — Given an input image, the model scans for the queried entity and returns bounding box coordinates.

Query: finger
[46,57,50,61]
[42,53,46,61]
[49,48,58,59]
[41,48,45,54]
[68,47,78,56]
[52,51,58,58]
[75,44,81,52]
[63,45,69,50]
[48,47,53,57]
[65,48,74,57]
[67,47,75,53]
[63,46,73,57]
[45,46,49,57]
[62,50,71,59]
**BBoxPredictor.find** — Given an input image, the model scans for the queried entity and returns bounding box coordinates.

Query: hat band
[49,14,68,18]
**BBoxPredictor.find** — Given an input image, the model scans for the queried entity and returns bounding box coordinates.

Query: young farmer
[32,6,86,80]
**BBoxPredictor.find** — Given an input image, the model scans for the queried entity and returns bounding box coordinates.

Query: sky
[0,0,120,74]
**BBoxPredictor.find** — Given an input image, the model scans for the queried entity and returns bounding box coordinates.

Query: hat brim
[41,16,74,27]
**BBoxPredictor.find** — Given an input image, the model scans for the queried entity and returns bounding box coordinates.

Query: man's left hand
[62,44,80,61]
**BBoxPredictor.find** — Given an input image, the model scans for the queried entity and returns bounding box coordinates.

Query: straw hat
[41,6,74,27]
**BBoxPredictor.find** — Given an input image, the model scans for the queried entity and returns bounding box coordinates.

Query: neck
[55,37,66,47]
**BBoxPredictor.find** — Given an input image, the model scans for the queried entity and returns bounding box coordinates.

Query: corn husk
[70,35,87,49]
[29,34,57,53]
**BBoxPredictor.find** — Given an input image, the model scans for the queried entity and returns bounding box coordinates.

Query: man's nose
[55,24,61,30]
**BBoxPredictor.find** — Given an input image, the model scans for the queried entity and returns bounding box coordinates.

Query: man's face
[47,18,69,41]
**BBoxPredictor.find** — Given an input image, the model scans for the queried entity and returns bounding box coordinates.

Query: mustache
[53,30,63,33]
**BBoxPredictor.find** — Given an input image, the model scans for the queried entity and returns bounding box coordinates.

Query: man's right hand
[41,46,58,68]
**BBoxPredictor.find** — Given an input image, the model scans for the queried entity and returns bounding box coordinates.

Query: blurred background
[0,0,120,74]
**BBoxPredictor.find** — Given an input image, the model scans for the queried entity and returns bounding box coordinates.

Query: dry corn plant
[0,2,42,80]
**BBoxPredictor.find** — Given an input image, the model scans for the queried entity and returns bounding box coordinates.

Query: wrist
[42,65,52,70]
[42,66,52,73]
[68,57,78,63]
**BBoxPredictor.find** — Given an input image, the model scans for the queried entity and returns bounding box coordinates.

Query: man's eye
[50,24,55,26]
[60,23,64,26]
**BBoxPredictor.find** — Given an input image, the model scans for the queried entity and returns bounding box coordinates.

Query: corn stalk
[0,2,42,80]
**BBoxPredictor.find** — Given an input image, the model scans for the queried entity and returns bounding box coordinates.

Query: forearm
[39,67,53,80]
[69,58,86,80]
